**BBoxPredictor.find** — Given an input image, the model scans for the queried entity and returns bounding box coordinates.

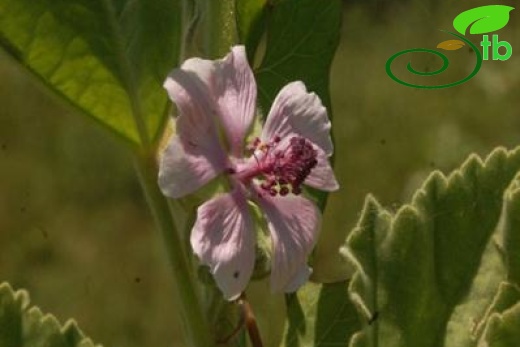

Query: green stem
[133,151,212,347]
[201,0,237,57]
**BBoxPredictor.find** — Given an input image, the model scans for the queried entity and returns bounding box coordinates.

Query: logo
[386,5,514,89]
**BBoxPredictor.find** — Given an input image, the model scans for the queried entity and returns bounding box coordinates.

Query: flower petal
[256,194,321,292]
[212,46,257,155]
[162,58,230,198]
[191,190,255,300]
[262,81,333,156]
[164,58,220,146]
[305,146,339,191]
[167,46,256,156]
[158,135,226,198]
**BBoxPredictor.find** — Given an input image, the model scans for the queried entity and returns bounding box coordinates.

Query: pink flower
[158,46,338,300]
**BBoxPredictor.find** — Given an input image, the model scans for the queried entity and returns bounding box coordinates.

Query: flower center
[236,135,318,197]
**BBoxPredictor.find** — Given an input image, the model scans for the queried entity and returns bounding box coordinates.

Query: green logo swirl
[386,31,482,89]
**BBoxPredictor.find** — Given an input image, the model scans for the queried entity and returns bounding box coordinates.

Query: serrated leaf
[0,0,182,146]
[452,5,515,36]
[346,147,520,347]
[235,0,268,63]
[437,39,465,51]
[474,174,520,347]
[484,303,520,347]
[479,283,520,347]
[501,173,520,286]
[281,281,360,347]
[0,282,103,347]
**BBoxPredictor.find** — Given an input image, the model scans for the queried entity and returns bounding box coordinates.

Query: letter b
[492,34,512,61]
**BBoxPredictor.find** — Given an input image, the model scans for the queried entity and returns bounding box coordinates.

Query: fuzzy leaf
[475,174,520,347]
[0,282,103,347]
[346,147,520,347]
[0,0,181,145]
[452,5,515,36]
[282,281,360,347]
[484,303,520,347]
[479,283,520,347]
[501,174,520,286]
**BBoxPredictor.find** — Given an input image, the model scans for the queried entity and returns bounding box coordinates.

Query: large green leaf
[346,147,520,347]
[476,174,520,347]
[235,0,268,63]
[0,282,103,347]
[501,173,520,286]
[282,281,360,347]
[484,302,520,347]
[0,0,181,146]
[255,0,341,116]
[479,283,520,347]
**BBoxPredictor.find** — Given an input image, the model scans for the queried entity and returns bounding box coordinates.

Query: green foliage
[235,0,268,62]
[254,0,341,116]
[346,147,520,347]
[501,174,520,286]
[452,5,515,36]
[282,281,360,347]
[0,282,103,347]
[248,0,341,214]
[0,0,182,146]
[477,283,520,347]
[477,174,520,347]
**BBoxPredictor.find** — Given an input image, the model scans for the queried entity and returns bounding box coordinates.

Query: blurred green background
[1,1,519,346]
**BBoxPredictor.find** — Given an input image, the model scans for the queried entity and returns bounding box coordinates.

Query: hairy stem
[134,151,212,347]
[200,0,237,57]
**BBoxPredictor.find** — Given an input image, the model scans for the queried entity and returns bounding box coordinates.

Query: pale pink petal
[212,46,256,156]
[191,190,255,300]
[262,81,333,156]
[158,135,226,198]
[165,47,256,157]
[305,146,339,191]
[161,58,230,198]
[164,59,219,145]
[256,194,321,292]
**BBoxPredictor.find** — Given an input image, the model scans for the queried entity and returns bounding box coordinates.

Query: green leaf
[282,281,360,347]
[501,173,520,286]
[235,0,268,63]
[479,283,520,347]
[255,0,341,117]
[0,282,103,347]
[0,0,182,146]
[474,174,520,347]
[346,147,520,347]
[252,0,342,280]
[484,302,520,347]
[254,0,341,254]
[452,5,515,36]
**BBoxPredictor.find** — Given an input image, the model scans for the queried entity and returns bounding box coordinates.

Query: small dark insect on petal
[233,271,240,279]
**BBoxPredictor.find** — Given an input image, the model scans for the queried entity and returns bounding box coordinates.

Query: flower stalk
[133,151,212,347]
[201,0,237,57]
